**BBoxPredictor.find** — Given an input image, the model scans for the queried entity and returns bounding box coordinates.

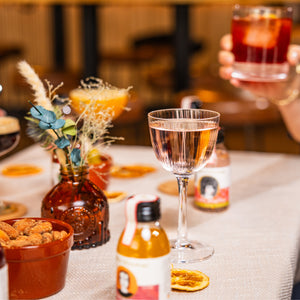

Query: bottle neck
[60,165,89,182]
[137,220,160,228]
[216,142,226,150]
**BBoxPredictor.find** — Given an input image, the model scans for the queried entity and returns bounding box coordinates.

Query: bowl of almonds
[0,217,74,299]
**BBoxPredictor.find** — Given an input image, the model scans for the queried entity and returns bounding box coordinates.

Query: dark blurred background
[1,2,300,159]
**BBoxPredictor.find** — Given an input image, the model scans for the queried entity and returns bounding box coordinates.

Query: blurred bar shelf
[0,0,293,4]
[0,0,292,91]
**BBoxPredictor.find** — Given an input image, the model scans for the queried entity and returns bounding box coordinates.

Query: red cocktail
[231,5,293,82]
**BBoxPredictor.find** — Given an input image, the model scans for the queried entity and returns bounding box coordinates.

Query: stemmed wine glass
[148,108,220,263]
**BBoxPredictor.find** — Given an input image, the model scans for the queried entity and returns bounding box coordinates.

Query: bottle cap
[137,198,161,222]
[121,194,160,245]
[180,95,203,109]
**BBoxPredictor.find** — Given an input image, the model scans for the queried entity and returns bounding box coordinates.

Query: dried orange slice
[1,164,42,177]
[111,165,156,178]
[171,267,209,292]
[0,202,27,221]
[158,179,194,196]
[104,191,127,203]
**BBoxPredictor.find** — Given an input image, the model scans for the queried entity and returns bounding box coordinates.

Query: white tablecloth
[1,144,300,300]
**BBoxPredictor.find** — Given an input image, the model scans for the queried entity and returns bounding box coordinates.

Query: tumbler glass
[231,5,293,82]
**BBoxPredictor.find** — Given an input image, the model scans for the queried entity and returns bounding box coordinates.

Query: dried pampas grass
[17,60,53,111]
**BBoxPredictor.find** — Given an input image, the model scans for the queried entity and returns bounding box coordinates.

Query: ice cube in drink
[243,15,281,49]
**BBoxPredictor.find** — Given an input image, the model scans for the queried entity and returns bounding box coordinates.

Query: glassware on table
[88,152,113,191]
[231,5,293,82]
[42,165,110,250]
[69,86,129,120]
[148,108,220,263]
[0,116,20,157]
[51,148,113,190]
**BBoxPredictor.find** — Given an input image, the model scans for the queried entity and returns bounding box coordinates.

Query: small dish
[3,217,74,299]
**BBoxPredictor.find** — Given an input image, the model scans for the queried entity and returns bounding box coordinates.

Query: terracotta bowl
[3,217,74,299]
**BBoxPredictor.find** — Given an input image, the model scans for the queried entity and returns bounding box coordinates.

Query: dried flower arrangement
[18,61,130,174]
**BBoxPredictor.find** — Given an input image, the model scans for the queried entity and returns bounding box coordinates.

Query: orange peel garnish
[1,164,43,177]
[171,267,209,292]
[110,165,156,178]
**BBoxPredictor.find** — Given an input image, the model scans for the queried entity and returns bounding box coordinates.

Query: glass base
[232,62,290,82]
[170,239,214,264]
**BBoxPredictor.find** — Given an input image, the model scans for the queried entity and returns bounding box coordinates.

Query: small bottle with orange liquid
[116,194,170,300]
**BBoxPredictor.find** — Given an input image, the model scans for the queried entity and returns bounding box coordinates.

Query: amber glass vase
[41,165,110,250]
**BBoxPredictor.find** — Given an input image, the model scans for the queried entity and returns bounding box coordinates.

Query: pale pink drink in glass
[148,109,219,264]
[149,119,218,175]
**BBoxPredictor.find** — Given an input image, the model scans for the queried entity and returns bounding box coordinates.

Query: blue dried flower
[55,137,70,149]
[38,120,52,130]
[28,102,83,167]
[30,105,66,130]
[49,119,65,129]
[30,106,56,123]
[71,148,81,166]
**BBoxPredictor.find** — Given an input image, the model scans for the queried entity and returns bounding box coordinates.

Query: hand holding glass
[148,109,220,263]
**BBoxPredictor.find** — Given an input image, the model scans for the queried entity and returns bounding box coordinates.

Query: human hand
[0,108,6,117]
[218,34,300,101]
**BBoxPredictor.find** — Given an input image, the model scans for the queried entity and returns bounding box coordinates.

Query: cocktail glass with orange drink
[69,82,129,121]
[231,5,293,82]
[69,79,130,191]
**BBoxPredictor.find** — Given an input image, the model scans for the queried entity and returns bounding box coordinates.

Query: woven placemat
[0,202,27,221]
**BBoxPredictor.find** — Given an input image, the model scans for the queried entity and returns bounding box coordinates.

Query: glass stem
[175,175,190,247]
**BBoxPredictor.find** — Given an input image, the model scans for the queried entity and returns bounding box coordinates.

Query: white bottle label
[195,166,230,209]
[116,253,170,300]
[0,265,9,300]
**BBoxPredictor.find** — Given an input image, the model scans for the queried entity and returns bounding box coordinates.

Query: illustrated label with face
[116,254,170,300]
[195,166,230,210]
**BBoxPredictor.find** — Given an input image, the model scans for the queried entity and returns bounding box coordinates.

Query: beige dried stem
[17,61,67,170]
[17,61,53,110]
